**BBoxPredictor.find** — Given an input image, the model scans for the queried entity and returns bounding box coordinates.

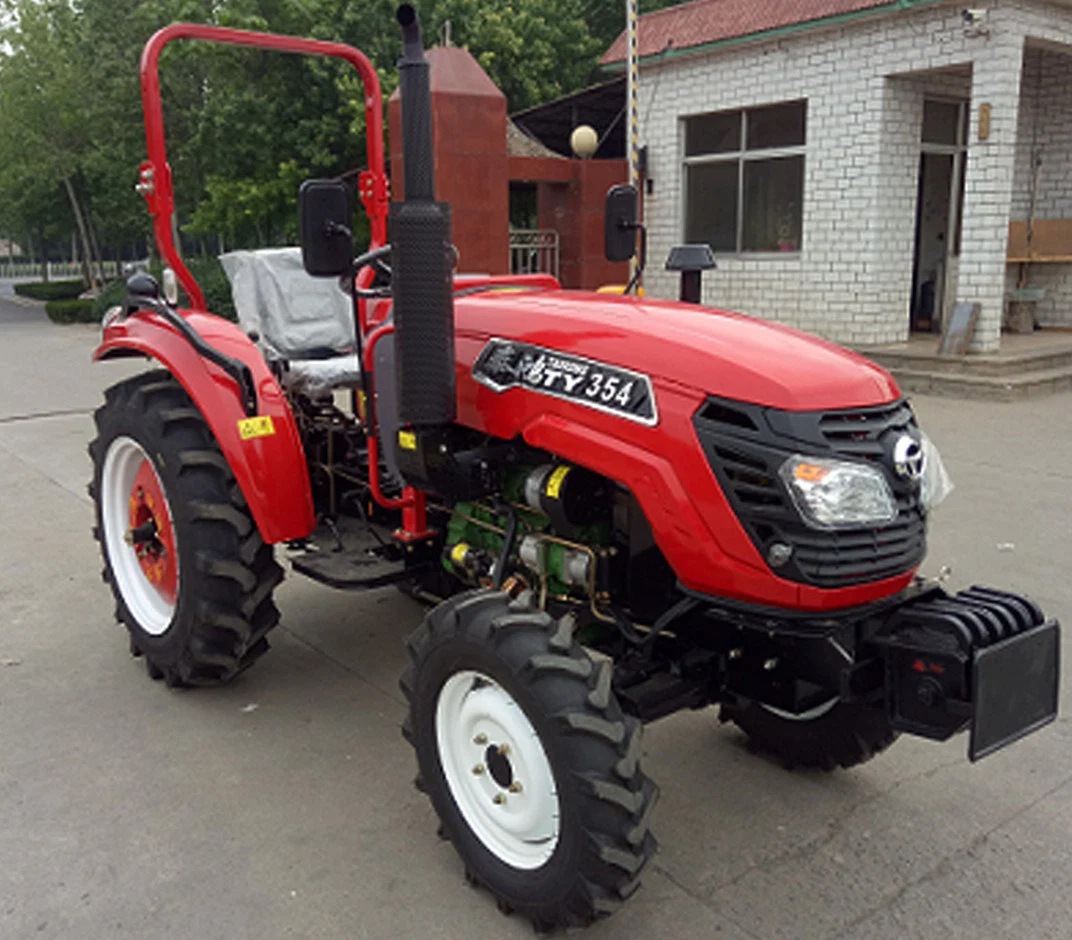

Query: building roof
[510,77,627,159]
[507,120,567,159]
[601,0,922,65]
[388,45,504,100]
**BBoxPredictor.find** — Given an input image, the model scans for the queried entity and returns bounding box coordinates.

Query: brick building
[603,0,1072,352]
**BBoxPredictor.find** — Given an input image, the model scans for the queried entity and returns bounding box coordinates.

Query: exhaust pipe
[391,3,456,427]
[397,4,434,202]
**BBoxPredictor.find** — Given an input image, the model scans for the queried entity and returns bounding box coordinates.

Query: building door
[910,99,968,332]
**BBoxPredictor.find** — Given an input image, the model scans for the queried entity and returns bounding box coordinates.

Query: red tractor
[90,6,1059,931]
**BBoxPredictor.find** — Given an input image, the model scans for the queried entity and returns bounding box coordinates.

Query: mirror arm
[621,221,646,296]
[324,220,353,240]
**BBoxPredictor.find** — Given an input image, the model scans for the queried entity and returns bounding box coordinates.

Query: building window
[683,100,806,254]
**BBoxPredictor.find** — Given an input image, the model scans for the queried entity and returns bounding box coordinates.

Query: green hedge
[187,257,237,321]
[142,258,237,321]
[90,258,237,322]
[14,279,87,301]
[45,298,98,324]
[91,278,128,320]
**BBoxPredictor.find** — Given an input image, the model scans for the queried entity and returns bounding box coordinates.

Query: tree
[0,1,98,281]
[0,0,683,272]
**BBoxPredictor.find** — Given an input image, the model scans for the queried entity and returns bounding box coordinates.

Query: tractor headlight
[780,455,897,529]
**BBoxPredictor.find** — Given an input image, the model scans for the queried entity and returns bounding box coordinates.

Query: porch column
[957,37,1026,352]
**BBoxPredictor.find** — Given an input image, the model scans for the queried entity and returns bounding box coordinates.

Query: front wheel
[400,590,658,931]
[89,371,283,686]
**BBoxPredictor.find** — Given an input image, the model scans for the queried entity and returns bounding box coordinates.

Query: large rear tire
[724,697,897,770]
[89,370,283,686]
[400,590,657,931]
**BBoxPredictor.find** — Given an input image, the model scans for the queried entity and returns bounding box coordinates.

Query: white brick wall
[637,0,1072,350]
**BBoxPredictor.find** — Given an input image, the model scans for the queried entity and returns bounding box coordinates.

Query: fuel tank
[450,286,914,613]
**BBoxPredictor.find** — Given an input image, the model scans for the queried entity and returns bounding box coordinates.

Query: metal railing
[509,229,559,279]
[0,260,126,280]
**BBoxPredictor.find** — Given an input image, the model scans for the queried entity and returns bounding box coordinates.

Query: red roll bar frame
[138,23,389,312]
[136,24,431,539]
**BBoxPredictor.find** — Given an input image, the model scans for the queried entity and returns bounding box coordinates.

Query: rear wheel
[89,370,283,686]
[400,590,658,930]
[724,697,897,770]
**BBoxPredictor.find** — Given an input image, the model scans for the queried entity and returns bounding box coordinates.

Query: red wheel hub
[128,459,177,604]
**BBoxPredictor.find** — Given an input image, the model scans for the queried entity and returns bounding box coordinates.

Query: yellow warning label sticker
[237,415,276,440]
[450,542,470,566]
[398,430,418,451]
[544,465,572,500]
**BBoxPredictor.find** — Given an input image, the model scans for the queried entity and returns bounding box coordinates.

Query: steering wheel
[350,244,393,300]
[346,242,457,300]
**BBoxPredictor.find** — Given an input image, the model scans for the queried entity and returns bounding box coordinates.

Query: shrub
[144,257,237,321]
[45,298,98,324]
[91,278,129,320]
[14,279,87,301]
[185,256,238,321]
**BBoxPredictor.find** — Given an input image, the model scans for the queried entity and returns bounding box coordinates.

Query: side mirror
[604,184,639,262]
[299,179,353,277]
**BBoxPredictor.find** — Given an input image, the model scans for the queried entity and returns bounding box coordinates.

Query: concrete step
[890,365,1072,401]
[864,345,1072,378]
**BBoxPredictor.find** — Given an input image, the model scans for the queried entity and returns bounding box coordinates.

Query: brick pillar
[389,47,509,275]
[958,37,1026,352]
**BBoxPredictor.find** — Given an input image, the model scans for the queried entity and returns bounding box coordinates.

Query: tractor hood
[455,289,899,412]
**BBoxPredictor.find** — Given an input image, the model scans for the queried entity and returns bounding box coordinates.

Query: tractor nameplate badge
[238,415,276,440]
[472,338,658,427]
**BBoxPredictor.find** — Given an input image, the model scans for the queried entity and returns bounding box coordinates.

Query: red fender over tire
[95,308,315,544]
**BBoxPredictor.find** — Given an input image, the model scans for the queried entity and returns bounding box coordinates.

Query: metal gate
[509,229,559,279]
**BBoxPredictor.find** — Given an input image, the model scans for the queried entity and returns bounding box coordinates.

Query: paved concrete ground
[1,280,1070,939]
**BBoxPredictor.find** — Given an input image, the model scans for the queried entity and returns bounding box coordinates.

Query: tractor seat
[220,247,360,395]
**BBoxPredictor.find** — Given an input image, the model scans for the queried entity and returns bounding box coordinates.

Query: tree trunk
[62,176,94,288]
[84,204,107,287]
[61,174,94,285]
[39,233,49,282]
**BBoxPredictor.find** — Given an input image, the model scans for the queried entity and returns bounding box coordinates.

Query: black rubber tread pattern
[723,699,898,771]
[400,589,658,930]
[89,370,283,687]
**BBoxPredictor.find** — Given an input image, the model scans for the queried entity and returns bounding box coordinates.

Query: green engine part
[442,466,609,595]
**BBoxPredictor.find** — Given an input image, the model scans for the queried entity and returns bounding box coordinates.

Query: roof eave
[600,0,949,71]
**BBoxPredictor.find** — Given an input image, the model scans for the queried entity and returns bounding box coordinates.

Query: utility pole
[626,0,640,286]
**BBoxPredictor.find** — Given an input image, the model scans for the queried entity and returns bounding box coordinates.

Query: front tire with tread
[400,589,658,931]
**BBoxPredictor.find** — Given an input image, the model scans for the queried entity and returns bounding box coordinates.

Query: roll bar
[138,24,387,310]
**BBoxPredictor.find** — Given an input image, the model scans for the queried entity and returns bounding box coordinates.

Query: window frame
[682,100,807,258]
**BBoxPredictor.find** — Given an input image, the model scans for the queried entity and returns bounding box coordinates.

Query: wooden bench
[1007,219,1072,263]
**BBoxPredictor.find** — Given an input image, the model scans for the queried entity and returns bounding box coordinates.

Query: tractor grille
[694,397,926,589]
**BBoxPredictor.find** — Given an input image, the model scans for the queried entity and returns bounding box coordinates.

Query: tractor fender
[94,308,315,544]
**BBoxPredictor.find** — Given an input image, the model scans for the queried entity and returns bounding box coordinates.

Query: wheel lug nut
[472,764,485,775]
[497,744,510,757]
[492,793,506,805]
[508,781,522,793]
[473,733,488,745]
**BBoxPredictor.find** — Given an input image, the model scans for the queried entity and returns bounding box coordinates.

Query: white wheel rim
[760,697,840,722]
[101,436,177,636]
[435,670,560,870]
